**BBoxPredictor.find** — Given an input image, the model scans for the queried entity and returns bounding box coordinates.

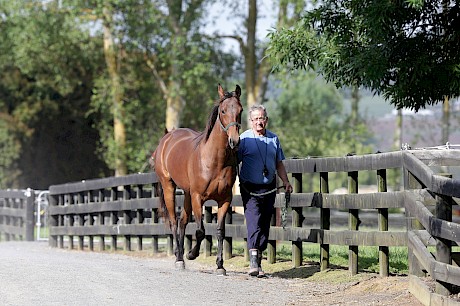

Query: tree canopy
[0,1,110,188]
[267,0,460,111]
[0,0,239,188]
[0,0,379,189]
[266,72,373,158]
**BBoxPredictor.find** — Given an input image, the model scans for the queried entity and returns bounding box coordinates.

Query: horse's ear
[218,83,225,99]
[235,84,241,99]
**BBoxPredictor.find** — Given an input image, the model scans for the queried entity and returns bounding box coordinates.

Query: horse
[151,84,242,275]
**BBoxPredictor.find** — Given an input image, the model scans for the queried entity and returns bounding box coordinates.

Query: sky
[203,1,278,53]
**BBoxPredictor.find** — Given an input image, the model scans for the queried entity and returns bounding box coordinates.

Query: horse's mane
[204,104,219,141]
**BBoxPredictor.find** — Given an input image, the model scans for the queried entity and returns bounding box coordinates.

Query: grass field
[194,240,412,277]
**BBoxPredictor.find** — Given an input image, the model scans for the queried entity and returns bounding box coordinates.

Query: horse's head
[217,84,243,150]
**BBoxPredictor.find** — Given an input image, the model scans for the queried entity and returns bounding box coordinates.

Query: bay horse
[152,84,242,275]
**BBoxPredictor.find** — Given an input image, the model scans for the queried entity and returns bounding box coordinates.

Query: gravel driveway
[0,241,315,305]
[0,241,421,306]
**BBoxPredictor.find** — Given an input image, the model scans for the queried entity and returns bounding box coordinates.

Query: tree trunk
[165,80,183,130]
[103,4,127,177]
[442,95,450,144]
[223,0,304,126]
[394,109,402,150]
[350,85,360,152]
[162,2,187,131]
[350,86,359,126]
[245,0,257,118]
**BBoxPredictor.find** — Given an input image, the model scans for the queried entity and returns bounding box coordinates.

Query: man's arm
[276,161,293,193]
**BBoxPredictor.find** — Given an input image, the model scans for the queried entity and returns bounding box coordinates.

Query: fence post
[152,183,159,254]
[111,187,118,251]
[292,173,303,268]
[204,205,213,257]
[78,193,85,251]
[24,189,35,241]
[136,185,144,251]
[405,170,426,277]
[98,189,105,251]
[58,195,64,248]
[68,195,75,250]
[48,194,58,247]
[320,172,330,271]
[377,169,389,277]
[267,210,276,264]
[348,171,359,275]
[435,173,453,296]
[3,198,10,241]
[123,186,132,251]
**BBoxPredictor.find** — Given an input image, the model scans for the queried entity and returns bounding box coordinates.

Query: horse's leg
[162,181,182,266]
[186,193,204,260]
[215,201,231,275]
[176,191,192,267]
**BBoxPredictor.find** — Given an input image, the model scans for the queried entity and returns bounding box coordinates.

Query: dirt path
[0,241,423,305]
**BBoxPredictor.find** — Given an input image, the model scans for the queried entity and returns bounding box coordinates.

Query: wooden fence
[0,189,35,241]
[44,149,460,303]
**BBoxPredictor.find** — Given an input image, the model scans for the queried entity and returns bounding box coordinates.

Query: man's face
[250,109,268,134]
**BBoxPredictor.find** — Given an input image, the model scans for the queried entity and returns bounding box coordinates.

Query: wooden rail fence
[0,189,35,241]
[2,149,460,305]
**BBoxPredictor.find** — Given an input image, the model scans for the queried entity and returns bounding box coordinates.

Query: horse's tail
[155,182,170,226]
[152,128,172,226]
[149,151,156,170]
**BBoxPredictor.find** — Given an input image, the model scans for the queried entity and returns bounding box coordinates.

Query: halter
[218,115,241,133]
[217,96,241,133]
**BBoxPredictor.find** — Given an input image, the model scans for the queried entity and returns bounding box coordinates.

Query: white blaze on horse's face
[217,84,243,150]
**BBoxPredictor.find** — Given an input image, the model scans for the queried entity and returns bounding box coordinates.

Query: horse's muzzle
[228,137,240,150]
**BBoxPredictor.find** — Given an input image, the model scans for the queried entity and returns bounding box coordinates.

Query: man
[237,104,293,277]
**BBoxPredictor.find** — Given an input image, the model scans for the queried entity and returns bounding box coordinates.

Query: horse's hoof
[186,252,197,260]
[175,261,185,270]
[216,268,226,276]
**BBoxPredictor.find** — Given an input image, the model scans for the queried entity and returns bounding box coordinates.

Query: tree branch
[143,53,169,100]
[213,34,247,57]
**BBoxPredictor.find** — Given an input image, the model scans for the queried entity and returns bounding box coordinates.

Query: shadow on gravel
[271,262,353,279]
[271,263,320,279]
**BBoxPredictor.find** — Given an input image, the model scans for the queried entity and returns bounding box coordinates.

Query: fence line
[2,149,460,304]
[0,189,35,241]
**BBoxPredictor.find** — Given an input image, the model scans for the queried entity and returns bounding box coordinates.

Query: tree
[266,72,373,158]
[0,0,109,188]
[267,0,460,111]
[131,0,226,131]
[102,1,128,176]
[215,0,306,122]
[69,0,237,174]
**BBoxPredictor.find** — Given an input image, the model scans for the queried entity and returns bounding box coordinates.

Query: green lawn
[195,240,410,277]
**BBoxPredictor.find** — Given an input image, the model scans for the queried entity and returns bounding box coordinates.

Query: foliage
[0,1,109,188]
[0,120,21,187]
[267,0,460,111]
[0,0,382,188]
[266,71,374,158]
[0,0,238,187]
[80,0,238,173]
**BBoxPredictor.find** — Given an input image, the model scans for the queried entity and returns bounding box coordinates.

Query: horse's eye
[221,110,226,114]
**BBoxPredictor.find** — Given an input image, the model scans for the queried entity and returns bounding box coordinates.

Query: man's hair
[248,104,267,119]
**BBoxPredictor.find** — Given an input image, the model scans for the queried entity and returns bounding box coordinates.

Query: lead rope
[281,192,290,230]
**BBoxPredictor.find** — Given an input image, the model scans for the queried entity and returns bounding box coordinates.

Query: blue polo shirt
[237,129,285,185]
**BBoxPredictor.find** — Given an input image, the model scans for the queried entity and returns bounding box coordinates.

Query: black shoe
[248,249,259,276]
